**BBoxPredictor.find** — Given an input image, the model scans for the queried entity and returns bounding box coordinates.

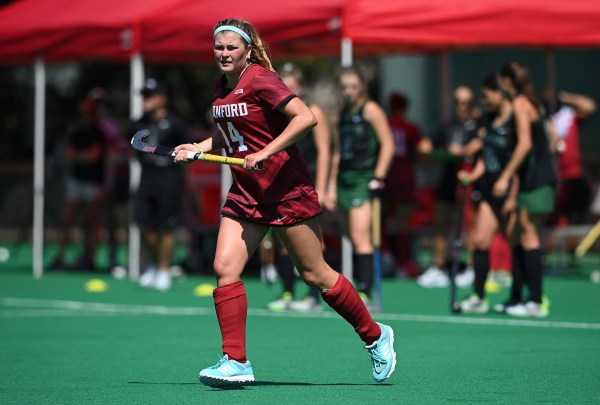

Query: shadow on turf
[129,381,390,391]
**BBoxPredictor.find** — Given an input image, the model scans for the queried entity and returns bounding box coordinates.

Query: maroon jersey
[212,64,318,218]
[385,116,422,200]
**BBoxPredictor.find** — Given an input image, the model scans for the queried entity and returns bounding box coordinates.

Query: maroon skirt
[221,186,322,226]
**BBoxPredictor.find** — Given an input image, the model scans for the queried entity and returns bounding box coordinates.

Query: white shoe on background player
[455,266,475,288]
[139,267,156,288]
[153,269,172,291]
[459,294,489,313]
[289,296,322,312]
[506,301,549,318]
[417,266,449,288]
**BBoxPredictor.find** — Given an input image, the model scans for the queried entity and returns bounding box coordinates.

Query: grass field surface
[1,266,599,404]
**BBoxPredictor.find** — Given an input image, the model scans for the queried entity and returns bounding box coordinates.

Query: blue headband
[214,25,252,45]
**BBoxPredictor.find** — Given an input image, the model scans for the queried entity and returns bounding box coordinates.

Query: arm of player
[324,126,341,212]
[311,104,331,205]
[559,91,597,119]
[243,97,317,170]
[545,119,561,153]
[173,132,225,163]
[502,174,520,215]
[364,100,395,180]
[457,157,484,185]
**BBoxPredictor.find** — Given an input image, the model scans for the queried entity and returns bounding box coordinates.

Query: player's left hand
[448,143,463,156]
[457,170,471,186]
[368,177,385,198]
[173,145,196,165]
[243,151,267,171]
[502,197,517,215]
[493,176,509,197]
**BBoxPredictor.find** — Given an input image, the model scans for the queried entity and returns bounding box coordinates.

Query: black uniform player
[417,86,481,289]
[457,73,518,313]
[497,62,557,317]
[133,78,188,291]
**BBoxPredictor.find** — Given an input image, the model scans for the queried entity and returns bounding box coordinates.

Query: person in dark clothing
[457,73,519,313]
[51,95,108,271]
[133,78,188,291]
[495,61,557,317]
[417,85,481,288]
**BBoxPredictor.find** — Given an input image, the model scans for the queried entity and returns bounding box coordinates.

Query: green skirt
[518,184,555,214]
[337,170,372,211]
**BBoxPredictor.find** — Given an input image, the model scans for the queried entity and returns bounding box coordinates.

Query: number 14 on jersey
[217,122,248,153]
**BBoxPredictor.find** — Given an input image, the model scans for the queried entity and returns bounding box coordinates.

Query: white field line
[1,297,600,331]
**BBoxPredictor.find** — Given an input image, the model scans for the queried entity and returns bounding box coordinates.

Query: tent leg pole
[128,53,144,280]
[341,37,353,67]
[340,38,354,278]
[32,57,46,279]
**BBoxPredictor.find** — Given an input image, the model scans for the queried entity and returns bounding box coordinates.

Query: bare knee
[520,231,540,249]
[471,235,491,251]
[213,254,242,286]
[519,222,541,249]
[349,232,373,253]
[299,266,338,291]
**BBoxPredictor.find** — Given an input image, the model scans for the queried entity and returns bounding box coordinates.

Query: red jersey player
[173,18,396,387]
[384,92,423,277]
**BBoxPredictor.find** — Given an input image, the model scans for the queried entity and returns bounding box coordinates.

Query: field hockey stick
[575,219,600,257]
[372,195,383,312]
[449,183,467,313]
[131,129,263,170]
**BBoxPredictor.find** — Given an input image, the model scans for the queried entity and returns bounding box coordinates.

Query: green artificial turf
[0,263,599,404]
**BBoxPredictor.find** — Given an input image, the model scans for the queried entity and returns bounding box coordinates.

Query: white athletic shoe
[455,267,475,288]
[493,300,521,314]
[153,269,172,292]
[289,296,322,312]
[111,266,128,280]
[139,268,156,288]
[170,265,184,278]
[267,291,293,311]
[459,294,489,313]
[417,266,449,288]
[260,263,279,285]
[506,301,549,318]
[491,270,512,287]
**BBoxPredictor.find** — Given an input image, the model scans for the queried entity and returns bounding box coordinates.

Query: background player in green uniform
[325,66,395,304]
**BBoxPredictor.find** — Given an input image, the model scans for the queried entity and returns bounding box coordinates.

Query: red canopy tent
[0,0,175,63]
[140,0,345,63]
[342,0,600,51]
[0,0,345,63]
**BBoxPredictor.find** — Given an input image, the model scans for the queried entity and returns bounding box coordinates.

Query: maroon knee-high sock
[321,274,381,346]
[213,280,247,362]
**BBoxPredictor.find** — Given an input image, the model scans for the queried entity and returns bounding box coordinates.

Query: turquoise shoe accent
[365,322,397,382]
[199,354,255,387]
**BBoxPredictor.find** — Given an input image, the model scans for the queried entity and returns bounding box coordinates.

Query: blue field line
[2,297,600,331]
